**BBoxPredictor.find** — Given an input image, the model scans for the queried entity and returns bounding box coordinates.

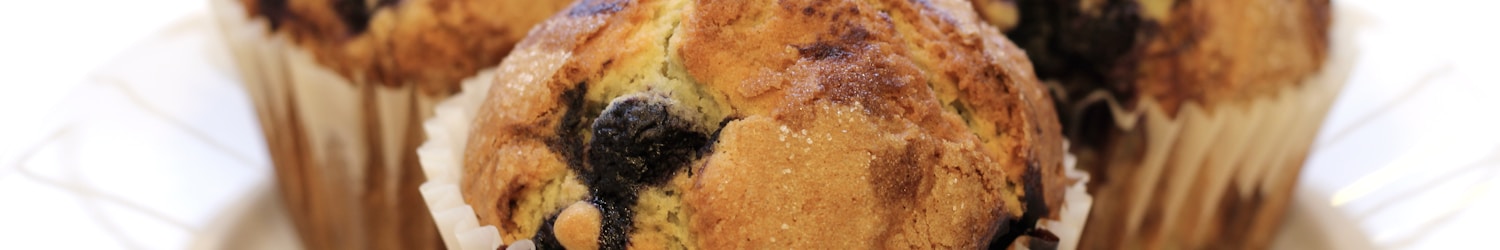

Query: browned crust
[1006,0,1331,114]
[460,0,625,242]
[1133,0,1331,113]
[461,0,1067,248]
[997,1,1333,249]
[237,0,572,95]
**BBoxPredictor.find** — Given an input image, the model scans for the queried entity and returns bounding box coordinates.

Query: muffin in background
[973,0,1354,249]
[209,0,571,249]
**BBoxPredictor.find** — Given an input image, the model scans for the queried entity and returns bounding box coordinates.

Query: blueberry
[531,213,567,250]
[988,161,1051,249]
[565,93,710,250]
[583,94,709,190]
[591,196,635,250]
[332,0,373,34]
[258,0,290,30]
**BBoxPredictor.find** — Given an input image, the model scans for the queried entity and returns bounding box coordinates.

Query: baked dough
[462,0,1067,248]
[998,0,1332,114]
[236,0,573,94]
[979,0,1334,249]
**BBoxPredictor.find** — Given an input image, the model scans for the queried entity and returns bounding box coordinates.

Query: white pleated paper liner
[211,0,459,248]
[415,71,1094,250]
[417,68,512,250]
[1059,4,1358,248]
[1046,150,1093,250]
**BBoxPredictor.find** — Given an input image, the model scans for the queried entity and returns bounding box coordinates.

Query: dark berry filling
[257,0,400,35]
[989,161,1052,249]
[569,0,627,17]
[552,85,592,177]
[258,0,291,30]
[534,92,712,250]
[584,95,710,189]
[590,196,637,250]
[1007,0,1149,101]
[332,0,373,34]
[531,213,568,250]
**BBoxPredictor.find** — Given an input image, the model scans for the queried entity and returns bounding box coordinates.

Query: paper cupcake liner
[1065,8,1357,249]
[415,67,1094,250]
[416,66,505,250]
[211,0,457,248]
[1037,148,1092,250]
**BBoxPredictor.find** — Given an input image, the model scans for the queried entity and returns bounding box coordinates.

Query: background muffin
[210,0,571,249]
[972,0,1351,249]
[418,0,1093,249]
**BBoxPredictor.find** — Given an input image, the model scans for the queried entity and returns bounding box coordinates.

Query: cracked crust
[461,0,1066,248]
[236,0,573,94]
[1001,0,1332,114]
[982,1,1334,249]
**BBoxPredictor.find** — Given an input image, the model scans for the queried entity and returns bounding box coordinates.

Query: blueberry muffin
[210,0,571,249]
[418,0,1093,249]
[971,0,1349,249]
[229,0,573,93]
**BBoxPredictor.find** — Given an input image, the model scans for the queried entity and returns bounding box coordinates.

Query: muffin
[209,0,571,249]
[971,0,1353,249]
[417,0,1095,249]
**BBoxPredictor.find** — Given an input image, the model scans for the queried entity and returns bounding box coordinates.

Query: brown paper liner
[1065,5,1357,249]
[211,0,447,248]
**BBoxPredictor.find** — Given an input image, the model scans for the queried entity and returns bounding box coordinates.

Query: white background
[1,0,1498,249]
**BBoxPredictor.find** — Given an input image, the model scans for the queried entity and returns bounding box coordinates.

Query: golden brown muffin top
[998,0,1332,114]
[237,0,572,94]
[461,0,1067,248]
